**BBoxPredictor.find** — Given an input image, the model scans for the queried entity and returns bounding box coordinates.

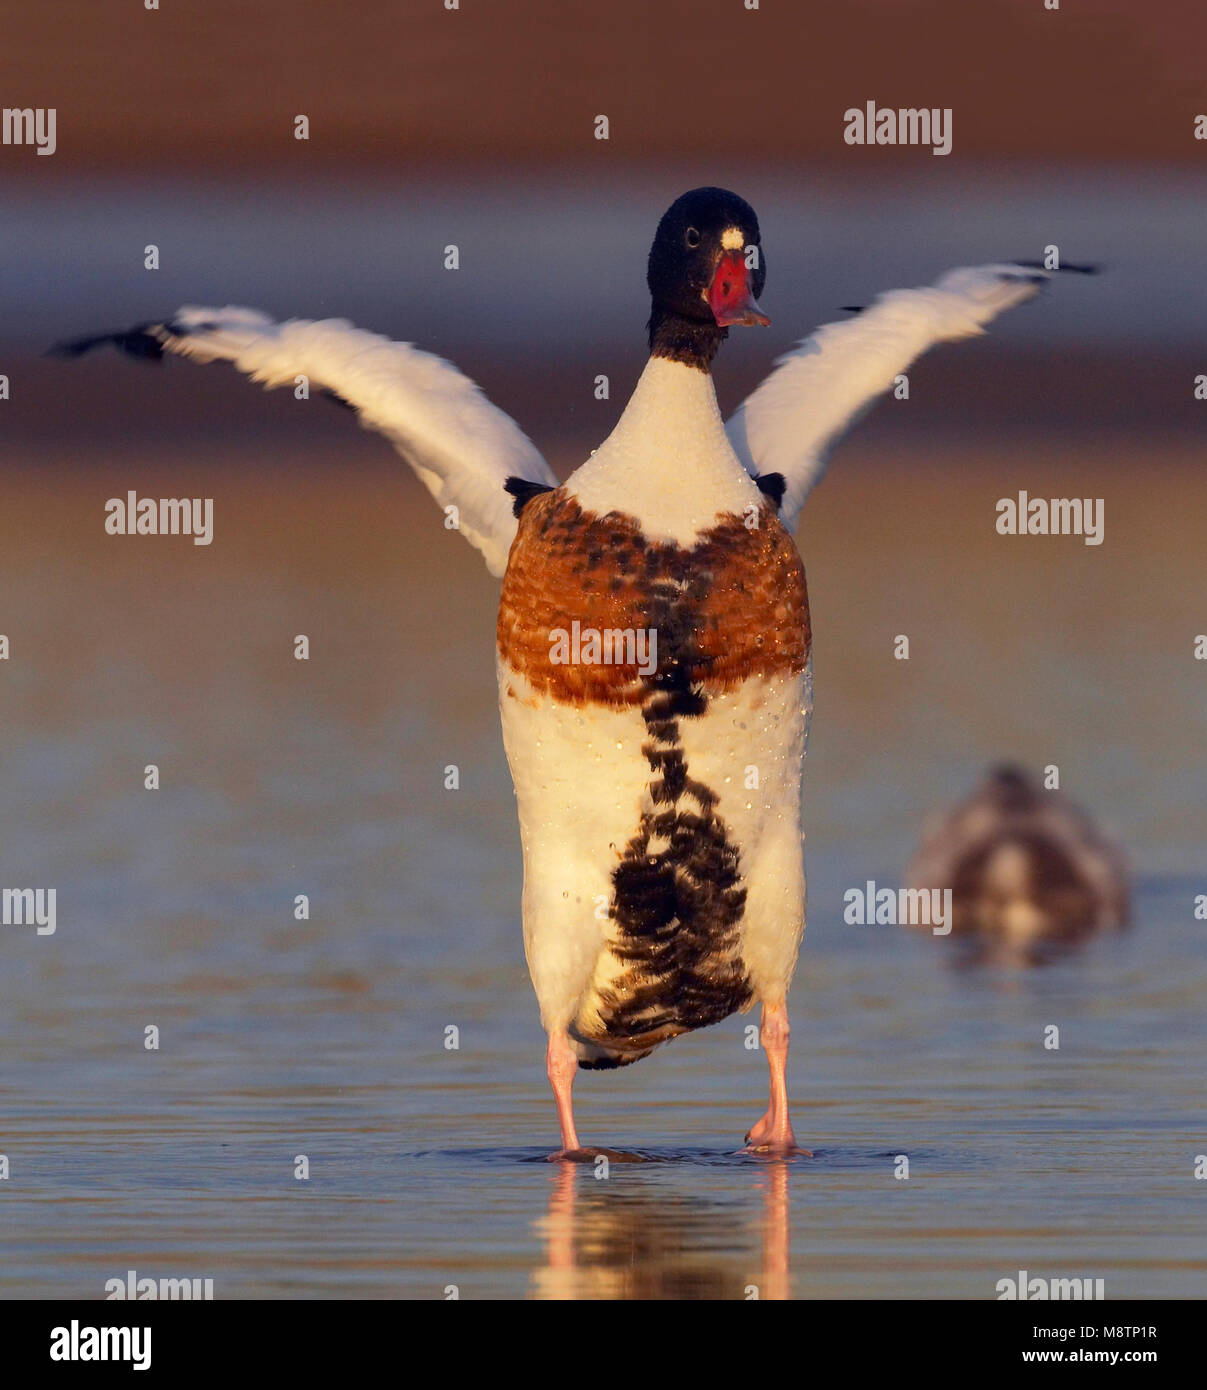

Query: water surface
[2,450,1203,1299]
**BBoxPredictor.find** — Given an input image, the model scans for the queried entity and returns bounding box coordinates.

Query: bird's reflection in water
[532,1159,792,1300]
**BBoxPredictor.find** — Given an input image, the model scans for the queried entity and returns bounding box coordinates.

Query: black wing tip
[504,476,555,518]
[46,324,166,361]
[839,305,865,313]
[1011,260,1101,276]
[45,317,209,362]
[754,471,787,508]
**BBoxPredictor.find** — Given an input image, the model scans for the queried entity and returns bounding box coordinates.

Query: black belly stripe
[575,575,754,1066]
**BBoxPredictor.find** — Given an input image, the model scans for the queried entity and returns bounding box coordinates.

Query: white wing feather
[726,264,1058,530]
[102,307,557,577]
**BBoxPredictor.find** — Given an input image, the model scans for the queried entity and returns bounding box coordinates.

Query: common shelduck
[57,187,1082,1157]
[907,764,1129,956]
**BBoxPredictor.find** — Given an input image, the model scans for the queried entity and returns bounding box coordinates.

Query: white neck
[566,356,761,546]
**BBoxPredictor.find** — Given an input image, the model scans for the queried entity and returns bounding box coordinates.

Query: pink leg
[546,1028,583,1160]
[743,1002,811,1157]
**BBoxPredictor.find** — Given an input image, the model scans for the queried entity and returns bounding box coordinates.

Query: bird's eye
[684,227,701,249]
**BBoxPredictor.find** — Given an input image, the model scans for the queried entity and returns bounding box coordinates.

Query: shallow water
[3,879,1203,1300]
[1,451,1204,1300]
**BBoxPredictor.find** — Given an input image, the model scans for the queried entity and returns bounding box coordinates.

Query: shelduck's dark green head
[646,187,768,370]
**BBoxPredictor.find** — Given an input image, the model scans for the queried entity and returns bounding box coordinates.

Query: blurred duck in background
[907,764,1129,957]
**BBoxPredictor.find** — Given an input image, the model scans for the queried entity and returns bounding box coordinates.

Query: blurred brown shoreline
[2,1,1203,174]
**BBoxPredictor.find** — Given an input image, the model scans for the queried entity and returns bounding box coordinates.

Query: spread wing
[726,263,1094,530]
[54,307,557,577]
